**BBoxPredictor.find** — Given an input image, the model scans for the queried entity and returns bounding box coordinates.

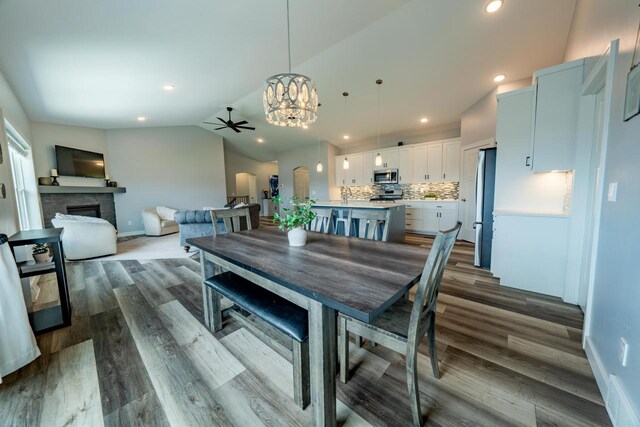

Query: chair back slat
[210,208,252,236]
[346,209,391,242]
[407,222,461,348]
[306,208,334,233]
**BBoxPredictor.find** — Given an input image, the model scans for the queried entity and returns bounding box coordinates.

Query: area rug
[86,233,190,261]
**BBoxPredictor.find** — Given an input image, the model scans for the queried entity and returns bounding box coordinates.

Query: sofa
[175,203,261,251]
[142,207,179,236]
[51,213,117,260]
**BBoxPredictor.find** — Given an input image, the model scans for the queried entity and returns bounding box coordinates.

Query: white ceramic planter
[287,227,307,247]
[33,252,49,263]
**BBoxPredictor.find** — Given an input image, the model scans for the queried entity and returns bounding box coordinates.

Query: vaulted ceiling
[0,0,576,161]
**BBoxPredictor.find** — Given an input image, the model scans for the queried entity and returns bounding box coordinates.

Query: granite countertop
[399,199,459,202]
[314,201,404,209]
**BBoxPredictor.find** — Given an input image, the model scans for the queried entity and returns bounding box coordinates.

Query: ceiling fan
[203,107,255,133]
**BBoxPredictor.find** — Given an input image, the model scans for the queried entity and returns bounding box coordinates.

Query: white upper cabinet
[376,147,399,169]
[398,147,412,183]
[531,60,584,172]
[412,146,429,183]
[442,140,461,181]
[345,153,364,185]
[334,138,461,186]
[362,151,374,185]
[426,144,443,182]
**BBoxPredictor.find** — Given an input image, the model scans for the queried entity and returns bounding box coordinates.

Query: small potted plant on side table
[32,243,50,263]
[273,195,317,247]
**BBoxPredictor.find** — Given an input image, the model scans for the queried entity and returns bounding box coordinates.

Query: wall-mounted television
[55,145,105,178]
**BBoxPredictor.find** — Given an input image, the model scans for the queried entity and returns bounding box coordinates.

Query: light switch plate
[607,182,618,202]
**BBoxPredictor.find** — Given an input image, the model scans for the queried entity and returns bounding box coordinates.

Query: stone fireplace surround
[40,193,117,229]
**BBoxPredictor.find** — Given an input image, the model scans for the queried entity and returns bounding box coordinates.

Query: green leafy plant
[32,243,49,255]
[272,195,317,231]
[422,192,438,199]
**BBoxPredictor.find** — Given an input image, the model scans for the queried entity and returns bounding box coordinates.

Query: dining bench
[204,271,310,409]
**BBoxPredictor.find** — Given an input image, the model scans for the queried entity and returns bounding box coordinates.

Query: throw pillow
[156,206,177,221]
[233,202,248,208]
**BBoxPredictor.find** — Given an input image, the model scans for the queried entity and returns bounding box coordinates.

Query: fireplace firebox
[67,204,101,218]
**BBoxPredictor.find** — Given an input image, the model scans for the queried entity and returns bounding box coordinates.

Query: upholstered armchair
[141,207,179,236]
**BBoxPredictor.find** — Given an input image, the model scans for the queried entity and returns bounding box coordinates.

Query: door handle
[443,173,446,179]
[525,156,531,167]
[461,198,467,202]
[473,221,482,229]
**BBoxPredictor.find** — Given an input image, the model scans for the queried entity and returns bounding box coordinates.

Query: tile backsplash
[340,182,459,200]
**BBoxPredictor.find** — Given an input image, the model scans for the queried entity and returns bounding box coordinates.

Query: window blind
[6,129,30,157]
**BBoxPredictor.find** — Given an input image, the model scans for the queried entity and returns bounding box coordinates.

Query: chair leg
[427,318,439,379]
[406,343,423,427]
[292,340,310,409]
[339,316,350,383]
[355,335,363,348]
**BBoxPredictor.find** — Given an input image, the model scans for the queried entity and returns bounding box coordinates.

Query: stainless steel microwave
[373,168,399,184]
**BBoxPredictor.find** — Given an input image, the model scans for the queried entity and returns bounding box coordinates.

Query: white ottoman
[51,213,117,260]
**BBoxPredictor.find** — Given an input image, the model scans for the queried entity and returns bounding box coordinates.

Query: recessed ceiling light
[493,74,506,83]
[420,117,429,123]
[485,0,503,14]
[257,138,264,143]
[163,84,176,91]
[302,125,309,129]
[343,135,350,140]
[137,116,146,122]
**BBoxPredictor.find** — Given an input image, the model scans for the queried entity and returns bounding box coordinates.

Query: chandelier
[263,0,318,127]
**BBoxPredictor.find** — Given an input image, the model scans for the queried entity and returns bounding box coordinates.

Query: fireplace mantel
[38,186,126,194]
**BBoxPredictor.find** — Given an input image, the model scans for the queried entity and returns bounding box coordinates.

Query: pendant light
[263,0,318,127]
[342,91,350,170]
[375,79,383,167]
[316,141,323,172]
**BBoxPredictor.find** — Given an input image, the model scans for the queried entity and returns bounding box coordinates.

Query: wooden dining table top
[187,227,429,323]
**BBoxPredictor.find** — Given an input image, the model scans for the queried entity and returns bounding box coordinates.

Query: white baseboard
[585,336,640,426]
[117,230,145,237]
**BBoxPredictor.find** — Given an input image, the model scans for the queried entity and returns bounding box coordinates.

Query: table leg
[199,250,222,331]
[308,300,337,426]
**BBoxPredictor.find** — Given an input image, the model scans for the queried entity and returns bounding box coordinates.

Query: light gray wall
[276,141,336,202]
[223,141,277,198]
[563,0,640,413]
[337,122,461,155]
[31,121,108,187]
[460,79,531,147]
[107,126,226,233]
[0,69,31,236]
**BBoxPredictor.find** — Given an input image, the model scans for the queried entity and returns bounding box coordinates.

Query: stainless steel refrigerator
[474,148,496,269]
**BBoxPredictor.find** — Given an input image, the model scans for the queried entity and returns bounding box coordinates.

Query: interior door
[460,146,481,242]
[578,90,605,311]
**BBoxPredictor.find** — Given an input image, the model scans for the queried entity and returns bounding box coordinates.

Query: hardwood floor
[0,222,610,426]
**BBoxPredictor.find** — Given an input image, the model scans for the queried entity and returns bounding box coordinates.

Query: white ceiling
[0,0,576,161]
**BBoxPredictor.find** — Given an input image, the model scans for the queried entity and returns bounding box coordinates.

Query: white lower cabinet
[403,202,458,234]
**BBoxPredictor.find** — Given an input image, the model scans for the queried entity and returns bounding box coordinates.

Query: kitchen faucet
[343,186,352,204]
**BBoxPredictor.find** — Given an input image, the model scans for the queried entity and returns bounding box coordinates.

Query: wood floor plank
[39,340,104,427]
[101,261,135,288]
[130,270,175,307]
[0,367,46,426]
[507,334,592,376]
[90,307,155,417]
[103,391,170,427]
[157,300,245,390]
[66,262,86,292]
[114,285,234,426]
[50,288,91,353]
[86,274,118,316]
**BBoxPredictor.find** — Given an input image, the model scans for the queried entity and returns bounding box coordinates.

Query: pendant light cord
[632,9,640,69]
[377,83,381,151]
[287,0,292,73]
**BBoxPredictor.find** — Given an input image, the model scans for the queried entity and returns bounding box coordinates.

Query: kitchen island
[313,201,406,243]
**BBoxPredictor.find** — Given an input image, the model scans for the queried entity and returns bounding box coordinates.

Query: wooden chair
[205,206,310,409]
[209,208,251,236]
[306,208,334,233]
[346,209,391,241]
[338,222,461,426]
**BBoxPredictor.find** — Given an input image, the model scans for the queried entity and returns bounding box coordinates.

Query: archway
[292,166,310,200]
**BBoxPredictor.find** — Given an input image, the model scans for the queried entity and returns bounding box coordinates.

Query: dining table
[187,226,429,426]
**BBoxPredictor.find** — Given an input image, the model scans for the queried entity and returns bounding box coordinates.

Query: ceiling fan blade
[236,126,256,130]
[231,126,241,133]
[233,120,248,126]
[202,121,219,125]
[216,117,229,125]
[214,127,229,131]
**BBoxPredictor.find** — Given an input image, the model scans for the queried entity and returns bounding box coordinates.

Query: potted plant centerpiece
[273,195,317,247]
[32,243,50,263]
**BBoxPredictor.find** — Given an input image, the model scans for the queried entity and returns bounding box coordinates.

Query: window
[6,123,39,230]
